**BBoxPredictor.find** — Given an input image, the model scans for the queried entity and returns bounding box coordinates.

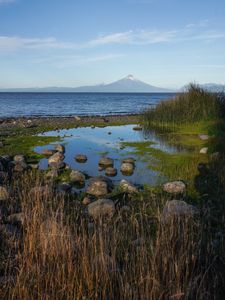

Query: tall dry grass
[0,172,223,300]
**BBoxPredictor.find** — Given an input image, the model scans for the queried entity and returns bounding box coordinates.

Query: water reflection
[35,124,180,186]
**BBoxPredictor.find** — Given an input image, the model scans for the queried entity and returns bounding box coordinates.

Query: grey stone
[121,162,134,175]
[105,167,117,177]
[200,147,208,154]
[119,179,138,194]
[98,157,114,168]
[199,134,209,140]
[88,199,115,219]
[162,200,198,219]
[75,154,87,163]
[54,144,65,153]
[162,181,186,195]
[87,176,114,197]
[48,152,65,164]
[14,154,26,162]
[7,212,24,225]
[133,126,143,131]
[70,170,85,184]
[122,157,135,165]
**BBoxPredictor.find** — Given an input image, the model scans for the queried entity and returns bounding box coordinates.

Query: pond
[34,124,183,187]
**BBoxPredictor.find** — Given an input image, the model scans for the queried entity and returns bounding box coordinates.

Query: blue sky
[0,0,225,88]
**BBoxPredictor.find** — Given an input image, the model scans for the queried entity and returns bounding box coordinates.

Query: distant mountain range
[0,75,224,93]
[0,75,173,93]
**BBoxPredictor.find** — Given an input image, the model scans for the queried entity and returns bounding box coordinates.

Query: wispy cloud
[0,23,224,52]
[33,53,124,68]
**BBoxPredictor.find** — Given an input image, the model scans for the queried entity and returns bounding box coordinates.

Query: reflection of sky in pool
[34,124,179,186]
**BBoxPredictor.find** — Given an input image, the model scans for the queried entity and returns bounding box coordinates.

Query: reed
[0,172,224,300]
[143,84,225,130]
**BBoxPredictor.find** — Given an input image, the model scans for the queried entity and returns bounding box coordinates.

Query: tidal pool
[35,124,181,186]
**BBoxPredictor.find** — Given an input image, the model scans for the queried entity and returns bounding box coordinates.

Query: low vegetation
[0,85,225,299]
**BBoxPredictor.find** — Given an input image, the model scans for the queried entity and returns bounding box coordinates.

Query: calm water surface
[35,124,180,188]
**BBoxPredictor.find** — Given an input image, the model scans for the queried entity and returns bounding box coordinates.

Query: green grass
[143,84,225,128]
[0,135,59,159]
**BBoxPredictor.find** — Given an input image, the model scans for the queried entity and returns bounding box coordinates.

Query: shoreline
[0,113,141,133]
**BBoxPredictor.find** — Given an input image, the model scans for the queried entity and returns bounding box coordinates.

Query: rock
[54,144,65,153]
[87,176,114,197]
[83,197,91,205]
[122,157,135,165]
[7,212,24,225]
[70,170,85,184]
[108,132,112,135]
[58,182,72,192]
[29,163,39,170]
[162,200,198,219]
[200,147,208,154]
[48,152,65,164]
[91,125,95,129]
[14,154,26,162]
[0,186,9,201]
[119,179,138,194]
[133,126,143,131]
[74,116,81,121]
[98,157,114,168]
[46,169,59,179]
[48,161,66,169]
[162,181,186,195]
[120,162,134,175]
[42,149,57,156]
[105,167,117,177]
[88,199,115,219]
[13,161,30,172]
[199,134,209,140]
[75,154,87,163]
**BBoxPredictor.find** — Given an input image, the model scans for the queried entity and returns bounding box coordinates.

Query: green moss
[0,135,59,158]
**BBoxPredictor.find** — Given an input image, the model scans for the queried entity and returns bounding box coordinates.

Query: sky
[0,0,225,88]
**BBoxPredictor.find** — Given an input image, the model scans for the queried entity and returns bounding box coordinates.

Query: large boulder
[162,181,186,195]
[87,199,115,220]
[98,157,114,168]
[120,163,134,175]
[87,176,114,197]
[162,200,198,219]
[119,179,138,194]
[48,152,65,164]
[70,170,85,184]
[0,186,9,201]
[54,144,65,153]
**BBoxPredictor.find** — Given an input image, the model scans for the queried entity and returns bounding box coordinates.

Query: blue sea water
[0,92,176,118]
